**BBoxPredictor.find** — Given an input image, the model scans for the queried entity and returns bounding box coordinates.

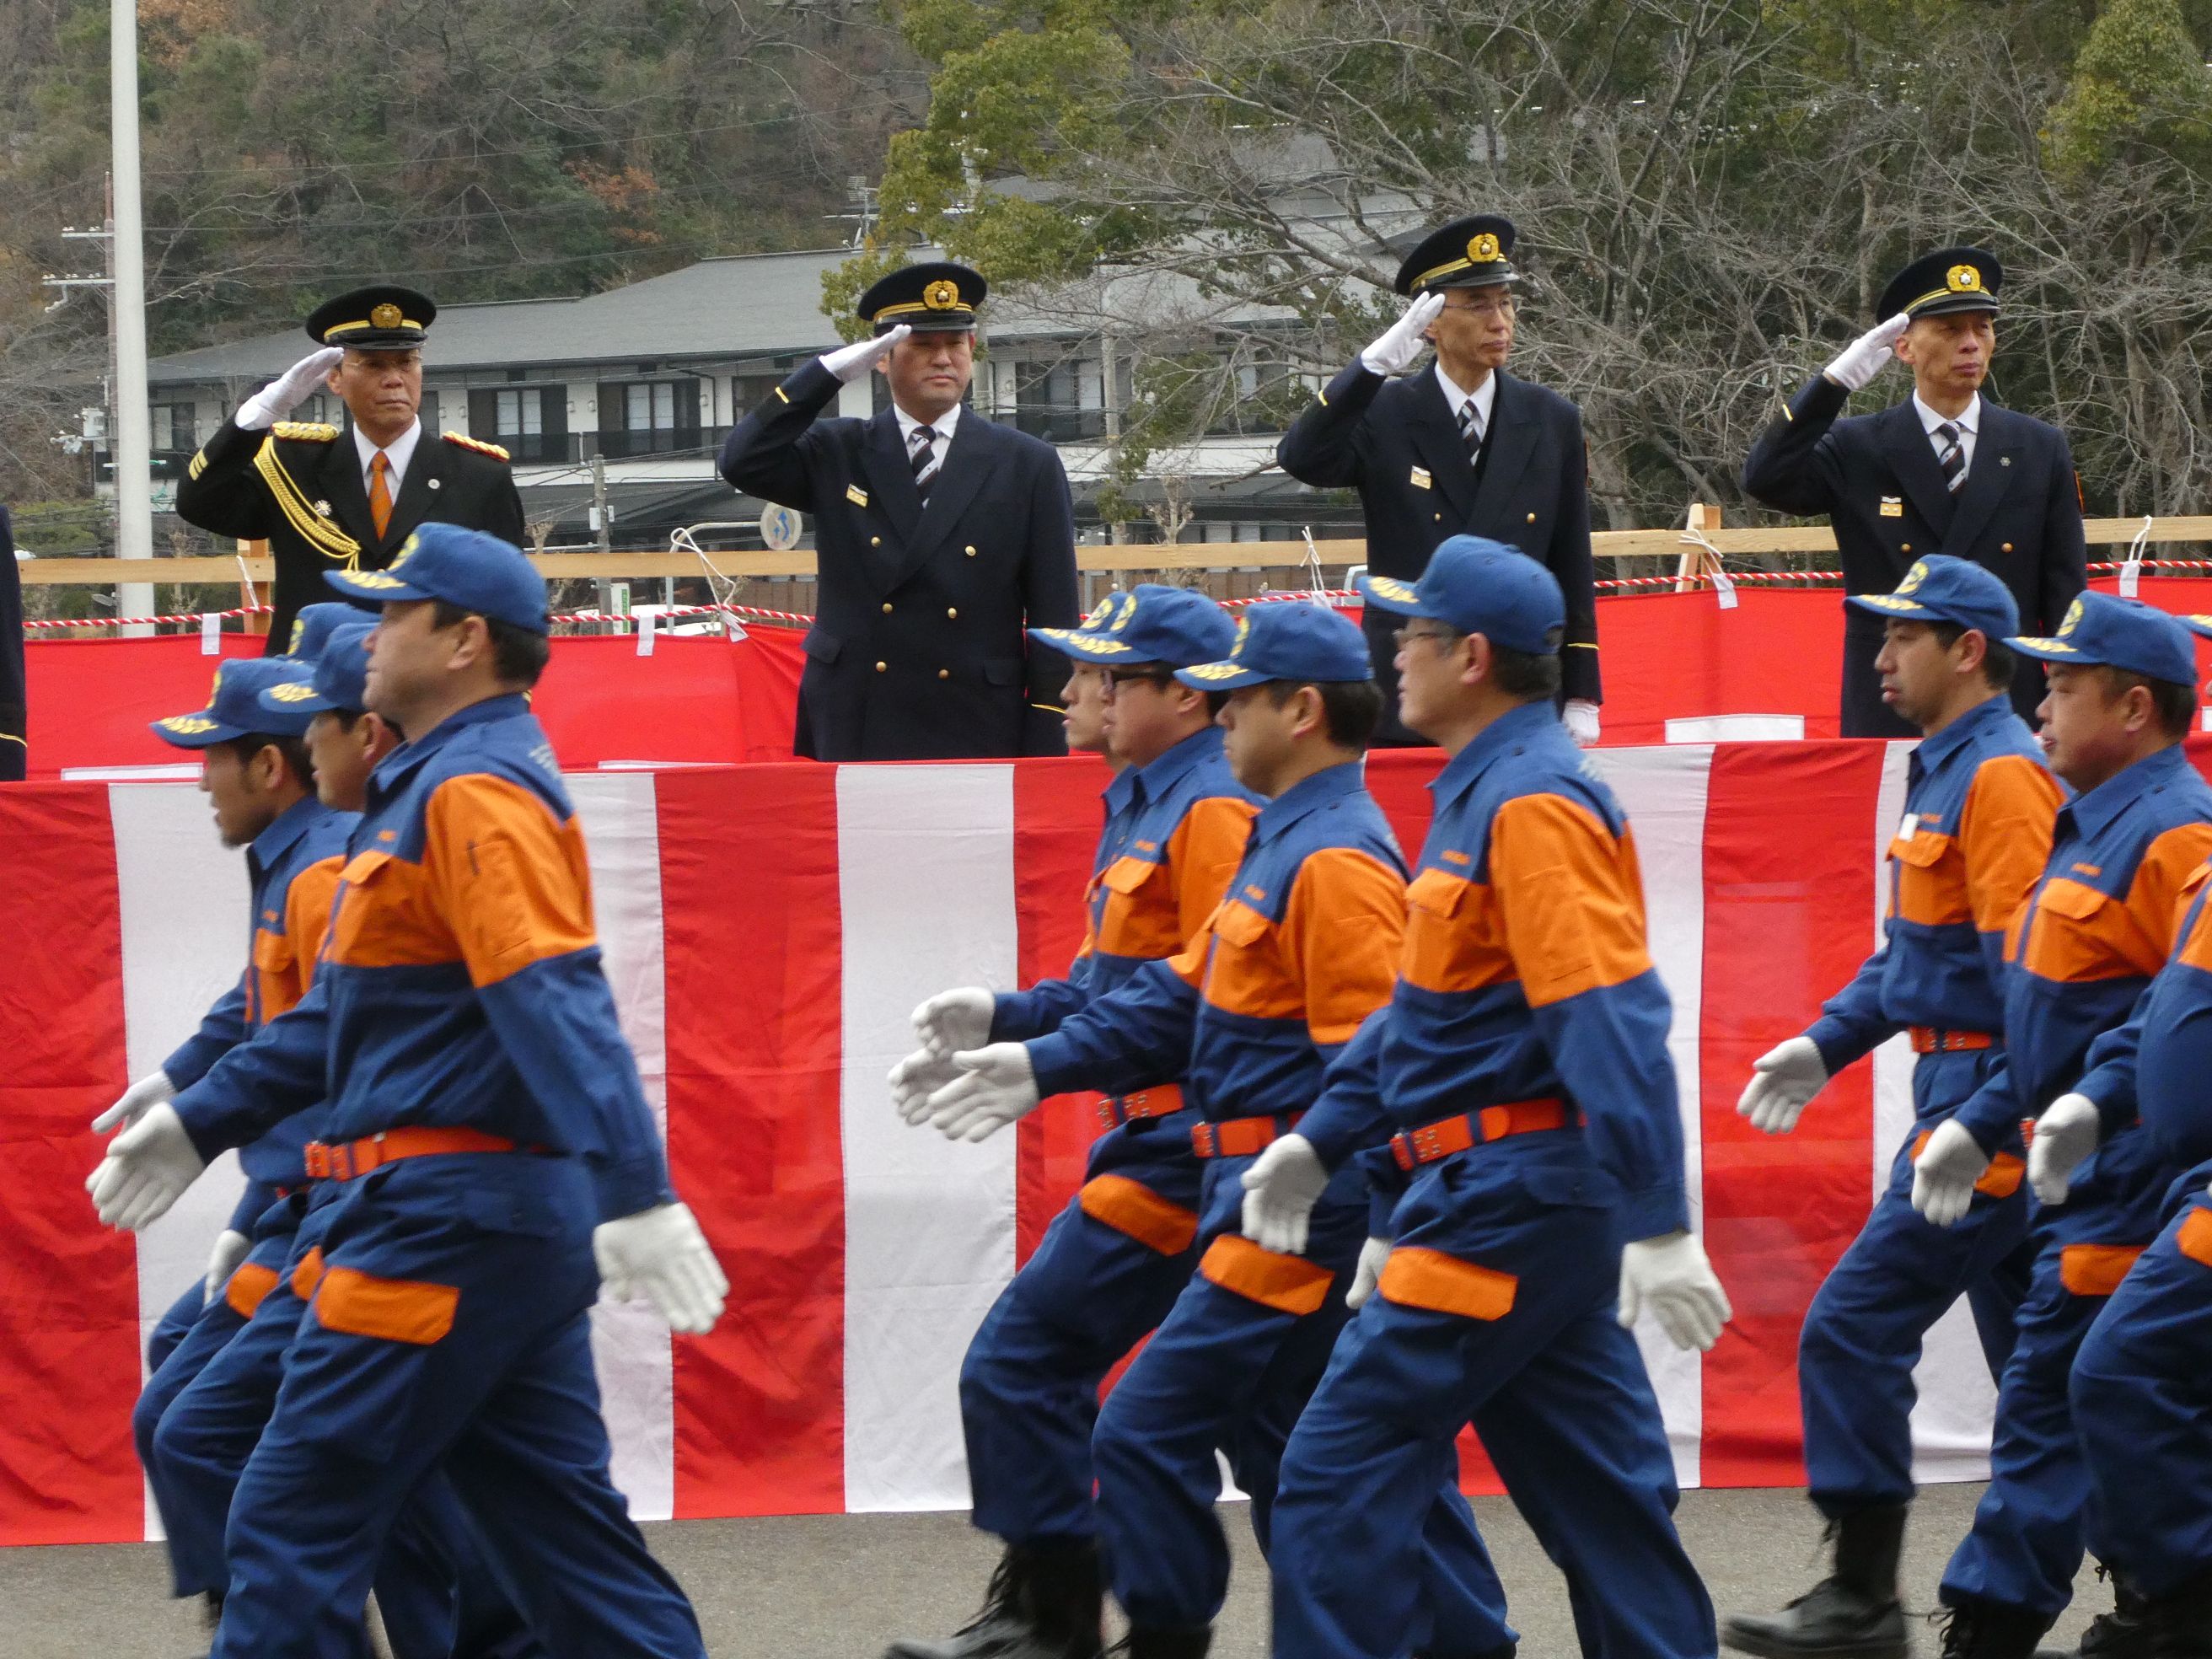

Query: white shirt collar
[353,418,423,491]
[1912,391,1979,437]
[893,401,961,445]
[1434,362,1497,430]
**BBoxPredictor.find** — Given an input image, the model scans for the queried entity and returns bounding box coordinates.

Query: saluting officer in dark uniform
[1742,247,2087,738]
[719,261,1080,760]
[176,285,527,655]
[1277,216,1603,747]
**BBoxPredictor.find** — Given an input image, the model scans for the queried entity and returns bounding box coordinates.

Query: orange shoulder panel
[1166,795,1259,947]
[1958,755,2064,936]
[1488,792,1653,1007]
[422,774,599,988]
[1279,848,1407,1044]
[284,853,347,992]
[2127,821,2212,958]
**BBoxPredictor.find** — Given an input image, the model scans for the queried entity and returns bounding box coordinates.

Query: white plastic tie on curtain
[201,612,222,654]
[637,608,658,657]
[1678,526,1738,610]
[2118,516,2154,598]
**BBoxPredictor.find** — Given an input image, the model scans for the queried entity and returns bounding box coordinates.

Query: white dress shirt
[352,418,423,497]
[1435,362,1498,444]
[893,401,961,453]
[1913,391,1979,476]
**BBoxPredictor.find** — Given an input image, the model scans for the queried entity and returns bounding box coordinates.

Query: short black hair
[1491,646,1563,703]
[217,733,313,791]
[1927,621,2017,693]
[1263,678,1386,749]
[430,600,550,688]
[2100,667,2197,741]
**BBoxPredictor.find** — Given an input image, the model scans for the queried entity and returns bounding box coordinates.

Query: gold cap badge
[1946,265,1980,294]
[922,279,961,311]
[1468,232,1502,262]
[370,301,403,329]
[2059,597,2085,636]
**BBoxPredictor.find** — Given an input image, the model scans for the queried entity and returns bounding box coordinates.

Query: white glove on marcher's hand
[913,988,996,1060]
[1822,314,1910,394]
[820,325,910,384]
[93,1069,176,1134]
[927,1044,1041,1142]
[1737,1036,1830,1136]
[235,346,346,430]
[1345,1236,1393,1310]
[202,1230,252,1307]
[1239,1133,1331,1255]
[889,1048,961,1126]
[1563,699,1601,748]
[1619,1230,1731,1352]
[593,1201,727,1335]
[86,1103,206,1232]
[1910,1118,1990,1228]
[2028,1093,2102,1207]
[1359,292,1447,377]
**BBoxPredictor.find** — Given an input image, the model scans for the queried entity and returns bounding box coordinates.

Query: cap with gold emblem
[304,284,437,351]
[857,261,987,336]
[1394,216,1517,297]
[1876,247,2001,323]
[150,658,317,748]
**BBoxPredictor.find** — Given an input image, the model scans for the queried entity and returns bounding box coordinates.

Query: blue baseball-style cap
[1356,535,1565,654]
[284,600,373,660]
[262,620,374,717]
[1847,555,2018,642]
[150,658,317,748]
[325,523,550,636]
[1029,584,1237,669]
[2011,592,2198,686]
[1175,601,1373,690]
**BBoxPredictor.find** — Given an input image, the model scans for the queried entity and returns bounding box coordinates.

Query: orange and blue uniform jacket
[990,726,1258,1044]
[1807,695,2062,1072]
[1025,761,1406,1127]
[1297,701,1689,1242]
[169,695,674,1221]
[162,794,355,1233]
[1950,743,2212,1191]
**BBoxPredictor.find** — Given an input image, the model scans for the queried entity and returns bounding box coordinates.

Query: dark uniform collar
[2059,743,2193,842]
[1251,760,1366,846]
[370,692,532,797]
[1430,701,1560,809]
[1912,693,2017,777]
[248,792,337,876]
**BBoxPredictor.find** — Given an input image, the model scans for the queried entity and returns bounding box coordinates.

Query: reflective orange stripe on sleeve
[223,1261,282,1320]
[423,775,599,988]
[1488,794,1653,1007]
[1078,1174,1200,1257]
[291,1245,325,1301]
[1377,1246,1518,1322]
[2059,1243,2145,1297]
[1275,848,1406,1044]
[1198,1234,1336,1315]
[310,1266,461,1345]
[2177,1208,2212,1270]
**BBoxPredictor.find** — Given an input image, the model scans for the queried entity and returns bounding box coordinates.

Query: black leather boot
[2140,1567,2212,1659]
[2038,1568,2151,1659]
[885,1539,1105,1659]
[1936,1597,2056,1659]
[1722,1506,1910,1659]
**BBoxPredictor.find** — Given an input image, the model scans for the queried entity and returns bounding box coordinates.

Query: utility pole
[110,0,155,635]
[591,454,612,625]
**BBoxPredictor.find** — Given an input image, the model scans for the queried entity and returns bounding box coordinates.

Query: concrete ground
[0,1484,2108,1659]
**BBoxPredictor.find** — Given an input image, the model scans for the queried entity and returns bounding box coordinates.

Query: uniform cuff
[1621,1184,1692,1243]
[1024,1034,1088,1101]
[592,1157,676,1226]
[1805,1016,1882,1077]
[1791,373,1850,422]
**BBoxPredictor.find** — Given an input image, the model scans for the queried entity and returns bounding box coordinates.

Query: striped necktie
[910,424,940,502]
[1936,421,1967,493]
[1458,397,1485,459]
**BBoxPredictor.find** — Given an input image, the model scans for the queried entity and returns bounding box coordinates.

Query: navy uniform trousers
[205,1154,701,1659]
[1270,1158,1713,1659]
[1798,1049,2032,1513]
[961,1114,1205,1543]
[150,1190,539,1659]
[2072,1181,2212,1597]
[1089,1152,1513,1652]
[1940,1130,2177,1617]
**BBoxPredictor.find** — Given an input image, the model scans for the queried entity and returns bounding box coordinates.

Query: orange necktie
[368,451,392,539]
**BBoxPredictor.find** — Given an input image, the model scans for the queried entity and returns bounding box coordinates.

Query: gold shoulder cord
[251,438,363,567]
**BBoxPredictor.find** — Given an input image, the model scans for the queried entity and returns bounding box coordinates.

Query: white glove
[1619,1230,1731,1352]
[1910,1118,1990,1229]
[926,1044,1042,1142]
[888,1048,961,1126]
[1359,292,1447,377]
[592,1201,727,1335]
[1345,1236,1393,1309]
[1737,1036,1830,1136]
[913,987,996,1060]
[2028,1093,2102,1207]
[1239,1133,1331,1255]
[819,324,910,384]
[202,1230,252,1307]
[1563,699,1600,748]
[93,1069,176,1134]
[235,346,346,430]
[86,1103,206,1232]
[1822,314,1910,394]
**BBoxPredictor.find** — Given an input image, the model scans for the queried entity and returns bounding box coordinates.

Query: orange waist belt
[1096,1084,1185,1132]
[304,1126,526,1182]
[1910,1028,1995,1055]
[1191,1111,1305,1159]
[1392,1098,1571,1173]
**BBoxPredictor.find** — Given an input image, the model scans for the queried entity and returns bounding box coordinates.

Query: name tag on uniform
[1879,497,1903,518]
[1898,813,1919,840]
[846,483,869,507]
[1409,465,1432,491]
